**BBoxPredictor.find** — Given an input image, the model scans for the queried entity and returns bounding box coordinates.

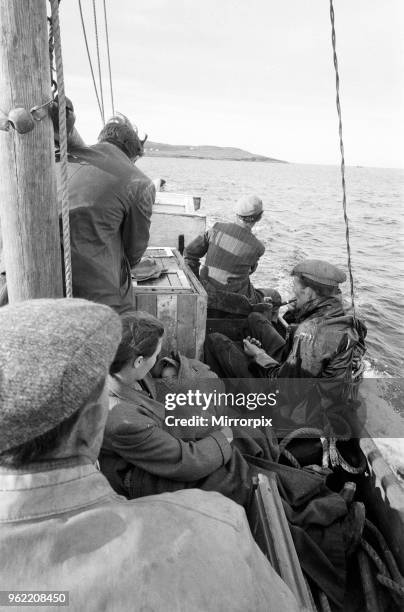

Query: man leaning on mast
[54,103,155,313]
[0,298,299,612]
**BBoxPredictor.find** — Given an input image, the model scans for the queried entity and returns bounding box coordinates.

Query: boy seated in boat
[98,309,359,607]
[0,298,298,612]
[184,194,272,315]
[100,310,278,507]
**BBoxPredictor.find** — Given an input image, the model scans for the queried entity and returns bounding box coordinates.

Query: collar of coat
[108,374,157,403]
[296,295,346,323]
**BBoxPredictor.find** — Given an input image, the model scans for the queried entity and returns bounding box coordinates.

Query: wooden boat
[0,2,402,609]
[135,195,404,609]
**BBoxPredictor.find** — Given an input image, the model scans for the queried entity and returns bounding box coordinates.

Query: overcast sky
[59,0,404,168]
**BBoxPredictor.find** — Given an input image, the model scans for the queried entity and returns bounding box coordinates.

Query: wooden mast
[0,0,63,302]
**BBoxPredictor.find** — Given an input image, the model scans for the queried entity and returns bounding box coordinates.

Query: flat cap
[0,298,122,453]
[236,194,263,217]
[291,259,346,287]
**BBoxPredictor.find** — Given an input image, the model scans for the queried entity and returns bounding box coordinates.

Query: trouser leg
[205,332,252,378]
[248,312,286,362]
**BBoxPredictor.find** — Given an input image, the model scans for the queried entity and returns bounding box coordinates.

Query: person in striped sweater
[184,194,269,314]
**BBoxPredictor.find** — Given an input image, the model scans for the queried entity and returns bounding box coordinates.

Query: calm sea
[139,157,403,379]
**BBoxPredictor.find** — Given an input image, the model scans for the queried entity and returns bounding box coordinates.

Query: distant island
[144,141,286,163]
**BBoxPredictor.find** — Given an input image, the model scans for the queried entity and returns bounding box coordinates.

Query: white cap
[236,194,263,217]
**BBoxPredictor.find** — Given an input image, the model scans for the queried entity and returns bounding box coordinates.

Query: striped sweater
[184,221,265,300]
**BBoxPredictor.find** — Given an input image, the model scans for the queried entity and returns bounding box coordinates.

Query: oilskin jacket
[100,375,232,495]
[0,460,299,612]
[255,296,365,425]
[57,142,155,313]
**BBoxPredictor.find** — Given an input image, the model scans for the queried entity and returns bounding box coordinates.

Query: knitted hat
[235,195,263,217]
[0,298,122,452]
[291,259,346,287]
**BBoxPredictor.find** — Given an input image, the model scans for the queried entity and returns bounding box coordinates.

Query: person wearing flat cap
[0,298,299,612]
[184,195,273,314]
[208,259,366,422]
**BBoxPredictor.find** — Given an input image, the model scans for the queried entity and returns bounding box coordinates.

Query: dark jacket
[57,142,155,313]
[254,296,366,426]
[255,296,360,378]
[100,375,232,496]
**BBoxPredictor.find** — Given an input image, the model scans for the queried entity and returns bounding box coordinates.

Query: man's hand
[243,337,266,358]
[49,96,77,145]
[220,426,233,444]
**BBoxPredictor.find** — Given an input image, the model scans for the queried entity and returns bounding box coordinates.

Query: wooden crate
[132,247,207,360]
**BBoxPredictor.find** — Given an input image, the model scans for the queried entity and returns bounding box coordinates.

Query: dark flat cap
[0,298,122,453]
[291,259,346,286]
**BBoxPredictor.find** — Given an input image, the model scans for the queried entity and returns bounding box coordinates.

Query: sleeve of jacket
[109,420,232,481]
[255,326,323,378]
[250,260,259,274]
[249,240,265,274]
[123,178,155,267]
[183,231,210,278]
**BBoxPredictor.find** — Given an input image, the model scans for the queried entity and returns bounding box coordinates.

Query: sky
[58,0,404,168]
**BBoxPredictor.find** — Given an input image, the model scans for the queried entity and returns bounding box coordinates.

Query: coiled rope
[50,0,72,298]
[364,519,404,585]
[329,0,356,321]
[377,575,404,598]
[318,591,332,612]
[360,538,404,603]
[278,417,367,474]
[279,428,330,470]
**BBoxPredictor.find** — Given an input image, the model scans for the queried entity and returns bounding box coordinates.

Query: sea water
[139,157,403,380]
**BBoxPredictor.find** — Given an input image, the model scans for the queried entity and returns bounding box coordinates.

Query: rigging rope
[103,0,115,116]
[47,15,57,95]
[92,0,105,125]
[49,0,72,298]
[77,0,104,123]
[329,0,356,319]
